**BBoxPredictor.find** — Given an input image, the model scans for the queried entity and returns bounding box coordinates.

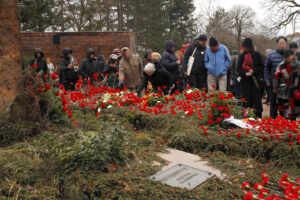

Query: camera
[111,58,118,64]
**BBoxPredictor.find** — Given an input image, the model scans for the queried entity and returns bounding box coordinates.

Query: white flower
[249,118,255,121]
[97,108,101,112]
[187,90,193,94]
[107,105,112,109]
[103,100,107,103]
[185,111,189,115]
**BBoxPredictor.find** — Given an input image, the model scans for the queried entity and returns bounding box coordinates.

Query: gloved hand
[118,80,125,89]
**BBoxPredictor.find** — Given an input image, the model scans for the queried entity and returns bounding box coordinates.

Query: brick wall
[21,32,136,65]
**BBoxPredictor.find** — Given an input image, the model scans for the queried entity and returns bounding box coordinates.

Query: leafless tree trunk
[0,0,22,112]
[229,5,255,47]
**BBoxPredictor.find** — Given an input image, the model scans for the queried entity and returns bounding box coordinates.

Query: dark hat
[209,37,218,47]
[241,37,254,51]
[289,42,298,49]
[146,49,153,54]
[199,34,208,41]
[283,49,294,58]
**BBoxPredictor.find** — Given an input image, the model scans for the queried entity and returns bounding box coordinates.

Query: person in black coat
[137,61,173,95]
[182,34,207,90]
[59,48,79,91]
[238,38,263,118]
[161,40,181,93]
[96,54,105,76]
[79,48,98,83]
[28,48,48,81]
[102,54,119,88]
[289,42,300,61]
[143,49,153,66]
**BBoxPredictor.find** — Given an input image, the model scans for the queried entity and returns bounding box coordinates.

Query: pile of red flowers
[35,74,300,146]
[242,172,300,200]
[206,92,233,126]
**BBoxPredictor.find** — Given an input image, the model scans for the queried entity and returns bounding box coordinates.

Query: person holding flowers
[238,37,263,118]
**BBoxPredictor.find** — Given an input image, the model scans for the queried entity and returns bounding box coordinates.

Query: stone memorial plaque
[149,164,214,190]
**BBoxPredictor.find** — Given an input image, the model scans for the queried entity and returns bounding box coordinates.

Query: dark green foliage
[18,0,57,32]
[18,0,197,52]
[0,118,41,145]
[55,125,134,173]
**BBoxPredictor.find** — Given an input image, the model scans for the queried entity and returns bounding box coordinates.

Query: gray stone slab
[149,164,215,190]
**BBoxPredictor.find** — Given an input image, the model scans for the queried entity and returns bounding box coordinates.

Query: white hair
[144,63,156,73]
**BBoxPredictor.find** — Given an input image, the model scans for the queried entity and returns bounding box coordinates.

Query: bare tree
[228,5,256,47]
[265,0,300,31]
[66,0,98,31]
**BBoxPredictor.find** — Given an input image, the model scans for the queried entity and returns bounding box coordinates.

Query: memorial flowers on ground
[32,73,298,146]
[242,172,300,200]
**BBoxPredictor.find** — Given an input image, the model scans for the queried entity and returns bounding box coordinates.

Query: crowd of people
[27,34,300,120]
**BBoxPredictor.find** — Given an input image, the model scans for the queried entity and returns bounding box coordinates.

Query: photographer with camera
[102,54,120,88]
[59,48,79,91]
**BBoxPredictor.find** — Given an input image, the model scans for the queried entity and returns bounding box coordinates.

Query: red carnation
[222,113,231,118]
[237,132,241,138]
[216,118,222,123]
[50,73,58,80]
[208,120,214,125]
[242,182,250,189]
[45,83,51,91]
[93,73,98,81]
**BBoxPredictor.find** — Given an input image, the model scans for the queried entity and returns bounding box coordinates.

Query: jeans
[233,79,241,98]
[266,86,272,103]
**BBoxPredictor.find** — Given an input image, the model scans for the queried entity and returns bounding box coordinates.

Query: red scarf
[243,53,253,71]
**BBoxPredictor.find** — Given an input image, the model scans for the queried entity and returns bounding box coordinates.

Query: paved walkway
[157,148,225,179]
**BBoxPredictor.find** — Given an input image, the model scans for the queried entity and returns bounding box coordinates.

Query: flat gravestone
[149,164,215,190]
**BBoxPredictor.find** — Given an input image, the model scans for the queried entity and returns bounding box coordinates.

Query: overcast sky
[194,0,299,35]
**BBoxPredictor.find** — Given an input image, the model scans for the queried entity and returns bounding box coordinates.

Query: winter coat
[119,47,143,89]
[231,55,240,79]
[296,52,300,62]
[238,51,264,115]
[137,62,173,94]
[29,48,48,80]
[182,39,207,75]
[204,44,231,78]
[143,54,152,66]
[60,48,79,90]
[289,61,300,119]
[274,60,300,118]
[161,40,180,81]
[103,61,119,75]
[102,59,119,88]
[264,48,285,84]
[79,48,98,81]
[96,55,105,75]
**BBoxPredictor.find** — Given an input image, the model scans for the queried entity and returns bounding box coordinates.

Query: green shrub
[0,119,41,145]
[55,124,135,173]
